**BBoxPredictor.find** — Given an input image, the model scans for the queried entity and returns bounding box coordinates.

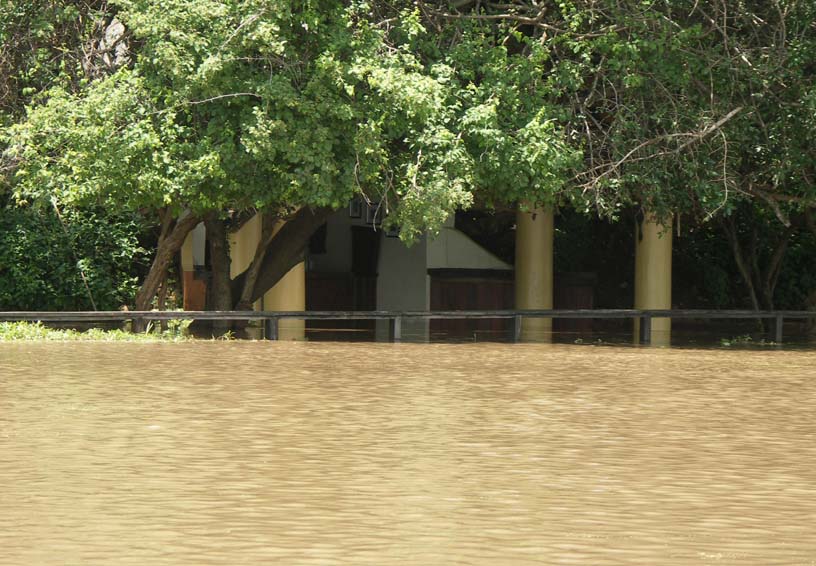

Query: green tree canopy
[3,0,815,312]
[4,0,479,309]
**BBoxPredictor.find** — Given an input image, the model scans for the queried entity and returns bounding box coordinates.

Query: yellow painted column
[634,214,672,345]
[229,215,261,285]
[229,214,307,340]
[226,216,262,338]
[262,217,305,341]
[263,261,306,340]
[181,232,194,273]
[515,206,554,342]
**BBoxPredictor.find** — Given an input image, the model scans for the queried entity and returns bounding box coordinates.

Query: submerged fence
[2,309,815,343]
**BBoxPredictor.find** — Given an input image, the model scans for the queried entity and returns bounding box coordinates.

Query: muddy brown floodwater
[1,342,815,565]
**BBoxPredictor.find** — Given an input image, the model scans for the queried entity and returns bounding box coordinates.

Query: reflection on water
[1,342,815,565]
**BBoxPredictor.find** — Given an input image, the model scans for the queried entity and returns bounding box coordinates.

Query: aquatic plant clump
[0,321,192,342]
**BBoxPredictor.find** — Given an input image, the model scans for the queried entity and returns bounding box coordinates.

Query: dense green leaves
[4,0,480,241]
[0,201,149,310]
[7,0,816,227]
[0,0,107,120]
[2,0,815,310]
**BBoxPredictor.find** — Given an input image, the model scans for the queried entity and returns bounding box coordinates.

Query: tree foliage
[6,0,476,234]
[420,0,816,219]
[2,0,815,312]
[0,0,108,120]
[0,199,149,310]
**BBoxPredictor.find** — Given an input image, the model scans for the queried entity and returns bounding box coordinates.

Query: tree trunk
[722,217,761,312]
[135,212,201,311]
[230,206,331,307]
[722,215,793,337]
[760,229,792,312]
[806,209,816,336]
[235,212,279,311]
[204,214,234,336]
[156,273,169,332]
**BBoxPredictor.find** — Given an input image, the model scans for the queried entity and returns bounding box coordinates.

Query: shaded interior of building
[180,202,816,345]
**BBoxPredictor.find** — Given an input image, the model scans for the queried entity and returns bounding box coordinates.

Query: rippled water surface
[1,342,815,565]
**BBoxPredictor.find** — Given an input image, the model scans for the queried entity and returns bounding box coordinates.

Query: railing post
[514,315,522,343]
[265,317,279,341]
[391,316,402,342]
[639,314,652,345]
[774,314,784,343]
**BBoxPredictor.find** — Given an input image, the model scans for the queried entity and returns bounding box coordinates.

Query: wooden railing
[2,309,815,343]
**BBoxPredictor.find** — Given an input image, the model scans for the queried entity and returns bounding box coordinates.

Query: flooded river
[1,342,815,565]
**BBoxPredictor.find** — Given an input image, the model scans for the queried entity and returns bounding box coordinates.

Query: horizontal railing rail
[3,309,816,320]
[2,309,814,343]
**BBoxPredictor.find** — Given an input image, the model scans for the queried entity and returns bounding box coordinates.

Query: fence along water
[2,310,815,343]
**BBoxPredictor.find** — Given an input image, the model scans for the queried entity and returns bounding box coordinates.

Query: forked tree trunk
[721,215,793,336]
[235,212,279,311]
[230,206,331,306]
[722,216,761,312]
[135,212,201,311]
[132,206,330,335]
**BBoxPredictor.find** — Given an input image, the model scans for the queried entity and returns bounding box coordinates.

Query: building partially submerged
[180,203,672,343]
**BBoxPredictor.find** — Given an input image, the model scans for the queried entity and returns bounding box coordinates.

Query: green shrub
[0,321,191,342]
[0,202,150,310]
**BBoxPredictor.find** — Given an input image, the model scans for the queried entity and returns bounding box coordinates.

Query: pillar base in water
[515,206,554,343]
[275,320,306,341]
[519,318,553,343]
[264,261,306,341]
[634,214,672,345]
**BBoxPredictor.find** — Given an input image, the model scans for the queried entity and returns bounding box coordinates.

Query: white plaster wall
[426,226,511,270]
[376,234,429,341]
[182,222,207,271]
[191,222,207,267]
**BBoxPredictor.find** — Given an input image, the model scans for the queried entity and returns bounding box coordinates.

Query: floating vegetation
[719,335,778,347]
[0,321,192,342]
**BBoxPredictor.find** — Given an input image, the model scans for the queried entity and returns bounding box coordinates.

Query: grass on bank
[0,320,194,342]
